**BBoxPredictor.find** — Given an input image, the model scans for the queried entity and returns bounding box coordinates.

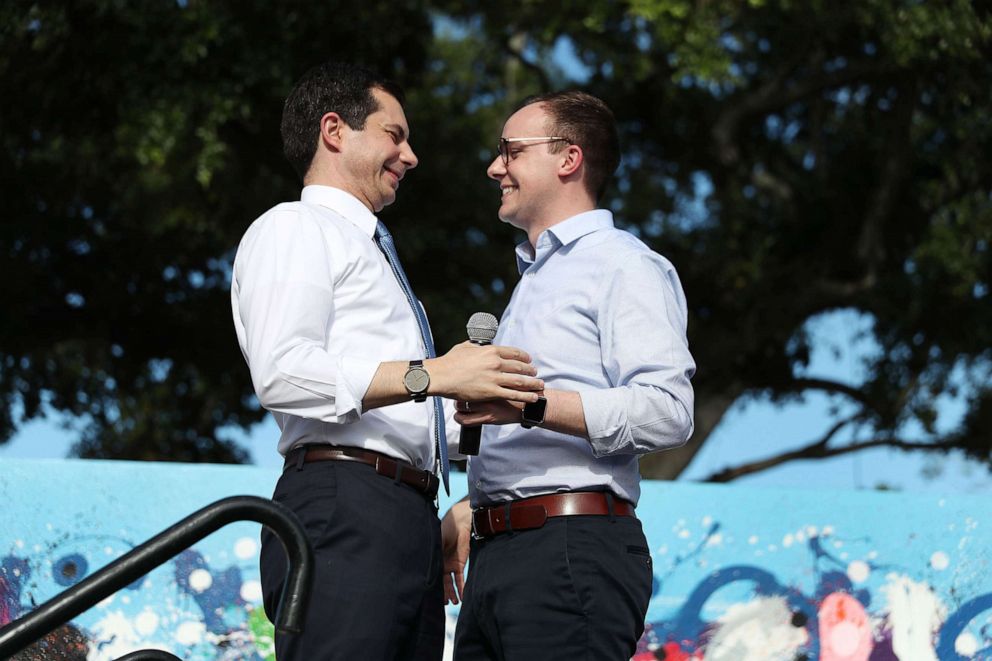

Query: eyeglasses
[496,137,569,165]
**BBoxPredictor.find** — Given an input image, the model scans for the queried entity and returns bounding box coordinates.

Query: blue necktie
[374,221,449,494]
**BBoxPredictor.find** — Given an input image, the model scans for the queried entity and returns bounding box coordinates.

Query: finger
[499,388,542,404]
[500,375,544,391]
[455,572,465,602]
[501,359,538,376]
[493,345,532,363]
[443,575,459,605]
[454,412,489,426]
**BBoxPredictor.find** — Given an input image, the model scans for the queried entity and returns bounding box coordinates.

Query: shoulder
[238,201,356,252]
[581,227,679,279]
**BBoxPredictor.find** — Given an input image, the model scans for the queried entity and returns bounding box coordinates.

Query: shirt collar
[514,209,614,274]
[301,185,378,237]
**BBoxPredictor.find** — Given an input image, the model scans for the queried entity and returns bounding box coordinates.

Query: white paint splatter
[235,537,257,559]
[14,539,24,549]
[748,535,759,545]
[879,574,946,661]
[175,620,207,645]
[955,632,979,656]
[847,561,870,584]
[188,569,213,593]
[930,552,950,571]
[822,525,835,536]
[782,534,794,548]
[868,551,878,560]
[795,530,806,543]
[833,540,844,549]
[805,525,819,537]
[702,515,713,526]
[135,610,159,636]
[704,596,807,660]
[706,533,723,547]
[241,580,263,603]
[678,529,690,539]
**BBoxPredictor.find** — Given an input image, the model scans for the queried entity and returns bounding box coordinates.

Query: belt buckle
[471,509,483,541]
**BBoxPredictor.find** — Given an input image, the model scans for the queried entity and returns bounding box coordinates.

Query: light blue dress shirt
[467,209,696,507]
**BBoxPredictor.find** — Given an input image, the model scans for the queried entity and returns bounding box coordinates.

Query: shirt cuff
[578,388,629,457]
[337,354,382,420]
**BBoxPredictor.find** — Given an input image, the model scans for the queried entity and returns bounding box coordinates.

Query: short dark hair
[518,91,620,200]
[281,62,406,180]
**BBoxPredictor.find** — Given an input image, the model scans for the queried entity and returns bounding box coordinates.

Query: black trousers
[260,459,444,661]
[454,515,653,661]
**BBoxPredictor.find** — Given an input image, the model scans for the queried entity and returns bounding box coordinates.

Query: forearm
[362,343,544,412]
[538,389,588,438]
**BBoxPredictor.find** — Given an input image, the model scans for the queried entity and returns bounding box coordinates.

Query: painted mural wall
[1,458,990,660]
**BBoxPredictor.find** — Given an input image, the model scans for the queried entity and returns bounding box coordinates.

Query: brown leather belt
[285,445,439,499]
[472,491,635,540]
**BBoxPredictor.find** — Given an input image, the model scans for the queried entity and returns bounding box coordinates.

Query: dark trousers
[454,515,652,661]
[260,459,444,661]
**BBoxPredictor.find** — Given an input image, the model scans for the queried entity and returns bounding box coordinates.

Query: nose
[487,154,505,181]
[401,142,418,170]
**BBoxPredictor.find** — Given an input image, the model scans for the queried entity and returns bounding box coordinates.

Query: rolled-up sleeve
[579,252,695,457]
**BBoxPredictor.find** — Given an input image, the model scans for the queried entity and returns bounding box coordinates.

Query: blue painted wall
[1,459,989,660]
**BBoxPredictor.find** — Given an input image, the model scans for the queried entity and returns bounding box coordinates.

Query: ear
[319,112,345,152]
[558,144,583,178]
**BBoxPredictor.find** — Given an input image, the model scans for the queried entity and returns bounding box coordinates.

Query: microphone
[458,312,498,455]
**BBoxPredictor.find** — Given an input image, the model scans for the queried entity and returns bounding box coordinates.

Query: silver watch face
[404,366,430,394]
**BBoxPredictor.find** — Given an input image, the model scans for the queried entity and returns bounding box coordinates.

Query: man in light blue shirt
[442,91,696,660]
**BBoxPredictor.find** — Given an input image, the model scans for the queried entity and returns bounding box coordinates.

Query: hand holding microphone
[459,312,499,455]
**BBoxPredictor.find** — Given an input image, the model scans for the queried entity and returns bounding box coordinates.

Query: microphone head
[466,312,499,344]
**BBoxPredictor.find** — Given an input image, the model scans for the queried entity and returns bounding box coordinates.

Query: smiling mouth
[500,185,517,198]
[384,168,402,186]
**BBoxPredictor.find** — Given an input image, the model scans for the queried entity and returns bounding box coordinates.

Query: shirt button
[476,481,482,488]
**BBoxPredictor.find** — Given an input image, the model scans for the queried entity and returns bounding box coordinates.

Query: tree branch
[713,58,895,165]
[702,426,958,483]
[788,377,873,407]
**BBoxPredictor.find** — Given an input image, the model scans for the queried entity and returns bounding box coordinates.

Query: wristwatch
[403,360,430,402]
[521,395,547,429]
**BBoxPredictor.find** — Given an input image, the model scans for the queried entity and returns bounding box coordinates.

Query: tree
[2,1,990,482]
[431,0,992,479]
[0,0,433,461]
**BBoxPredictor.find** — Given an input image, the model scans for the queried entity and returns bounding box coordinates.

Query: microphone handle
[458,338,491,456]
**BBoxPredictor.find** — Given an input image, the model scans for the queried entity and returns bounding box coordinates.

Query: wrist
[422,357,446,397]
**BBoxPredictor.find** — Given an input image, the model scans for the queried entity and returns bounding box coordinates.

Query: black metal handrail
[115,650,184,661]
[0,495,313,659]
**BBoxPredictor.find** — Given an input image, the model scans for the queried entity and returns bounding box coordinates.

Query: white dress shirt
[231,185,455,467]
[468,210,695,506]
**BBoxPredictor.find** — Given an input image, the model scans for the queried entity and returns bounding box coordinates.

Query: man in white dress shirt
[441,91,696,660]
[231,62,544,661]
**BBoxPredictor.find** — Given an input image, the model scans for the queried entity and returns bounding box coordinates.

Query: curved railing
[0,495,313,659]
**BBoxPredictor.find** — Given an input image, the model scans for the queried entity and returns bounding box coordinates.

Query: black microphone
[458,312,499,455]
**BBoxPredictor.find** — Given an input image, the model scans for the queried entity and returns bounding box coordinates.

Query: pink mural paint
[818,592,873,660]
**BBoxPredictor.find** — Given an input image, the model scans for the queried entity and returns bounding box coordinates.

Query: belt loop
[295,447,307,471]
[393,462,404,486]
[605,492,616,523]
[504,502,513,535]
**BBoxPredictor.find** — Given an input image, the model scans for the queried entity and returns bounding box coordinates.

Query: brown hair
[518,91,620,200]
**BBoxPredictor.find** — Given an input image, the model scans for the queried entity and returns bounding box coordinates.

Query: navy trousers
[454,515,653,661]
[260,459,444,660]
